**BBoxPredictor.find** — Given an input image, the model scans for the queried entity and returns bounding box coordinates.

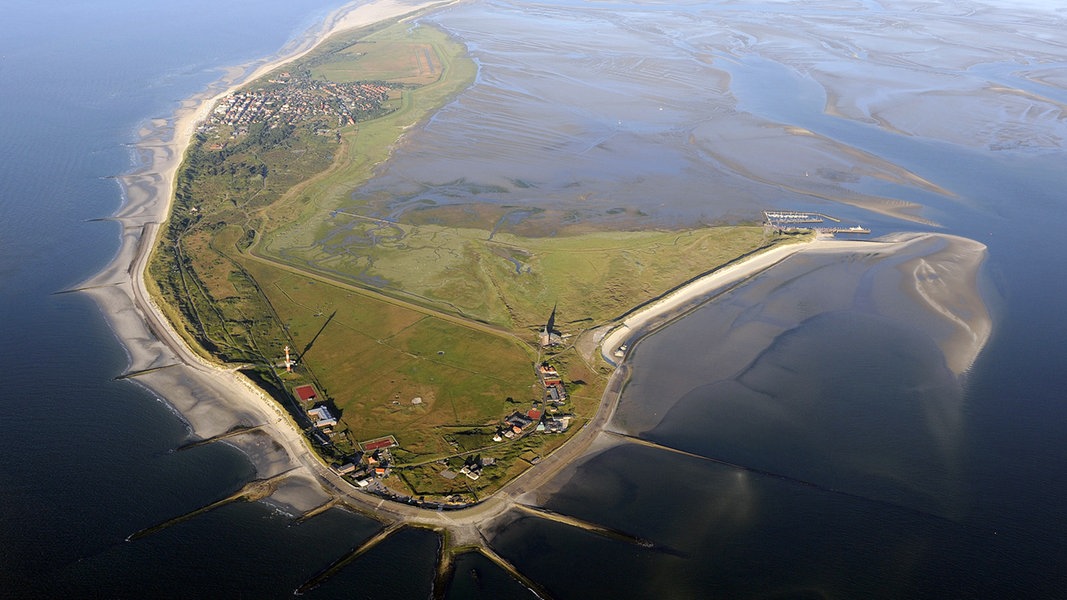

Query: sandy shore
[601,237,875,364]
[516,231,993,507]
[76,0,993,528]
[73,0,580,531]
[601,232,990,377]
[78,0,458,514]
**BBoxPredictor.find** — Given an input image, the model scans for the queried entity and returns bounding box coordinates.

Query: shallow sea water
[4,0,1067,597]
[398,0,1067,597]
[339,0,1067,230]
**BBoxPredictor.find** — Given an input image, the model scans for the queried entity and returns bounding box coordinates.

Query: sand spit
[508,231,992,522]
[76,0,993,525]
[873,232,991,375]
[78,0,453,514]
[602,232,991,377]
[601,237,873,364]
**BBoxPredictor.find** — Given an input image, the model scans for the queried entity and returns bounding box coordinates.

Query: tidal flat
[50,0,1067,595]
[337,0,1067,229]
[613,233,986,512]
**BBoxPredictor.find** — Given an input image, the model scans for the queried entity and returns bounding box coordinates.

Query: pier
[763,209,838,225]
[816,225,871,235]
[763,210,869,235]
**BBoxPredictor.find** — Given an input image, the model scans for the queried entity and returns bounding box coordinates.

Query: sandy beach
[9,0,1061,595]
[76,0,993,525]
[78,0,459,514]
[602,232,990,377]
[601,237,874,364]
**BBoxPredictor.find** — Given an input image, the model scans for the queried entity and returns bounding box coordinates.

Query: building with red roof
[294,384,318,403]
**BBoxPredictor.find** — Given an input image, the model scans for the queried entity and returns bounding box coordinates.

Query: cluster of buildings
[291,347,576,502]
[539,362,568,405]
[208,73,395,133]
[331,436,398,488]
[459,456,495,480]
[497,409,570,438]
[440,456,497,482]
[492,363,571,440]
[294,383,397,487]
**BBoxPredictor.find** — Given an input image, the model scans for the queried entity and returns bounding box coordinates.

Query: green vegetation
[267,217,780,330]
[254,22,478,260]
[147,14,800,503]
[244,260,537,458]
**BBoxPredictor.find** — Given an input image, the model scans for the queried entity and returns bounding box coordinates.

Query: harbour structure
[764,209,869,235]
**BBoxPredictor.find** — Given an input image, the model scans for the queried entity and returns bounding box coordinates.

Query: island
[80,0,991,595]
[144,6,804,507]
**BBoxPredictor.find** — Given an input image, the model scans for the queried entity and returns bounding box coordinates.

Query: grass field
[254,22,478,260]
[243,256,539,459]
[148,15,796,501]
[311,27,444,85]
[266,216,779,330]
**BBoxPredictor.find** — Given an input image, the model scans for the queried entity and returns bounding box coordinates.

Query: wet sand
[77,0,994,522]
[513,231,990,522]
[78,0,454,513]
[603,233,990,378]
[325,0,1067,235]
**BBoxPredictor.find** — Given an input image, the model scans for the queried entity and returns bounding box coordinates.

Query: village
[290,351,573,507]
[201,72,396,136]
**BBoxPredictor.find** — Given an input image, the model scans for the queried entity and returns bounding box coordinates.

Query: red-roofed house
[527,409,542,421]
[294,384,318,403]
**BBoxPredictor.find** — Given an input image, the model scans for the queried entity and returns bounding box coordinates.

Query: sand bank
[79,0,453,513]
[602,232,990,377]
[601,237,872,364]
[520,231,992,513]
[78,0,994,522]
[687,116,946,226]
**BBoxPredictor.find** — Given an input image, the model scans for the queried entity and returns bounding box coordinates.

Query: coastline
[77,0,459,514]
[74,0,993,525]
[7,0,1059,594]
[601,232,991,377]
[515,231,991,505]
[600,237,878,366]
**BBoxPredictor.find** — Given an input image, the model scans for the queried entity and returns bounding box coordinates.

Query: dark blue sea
[3,0,1067,598]
[0,1,435,597]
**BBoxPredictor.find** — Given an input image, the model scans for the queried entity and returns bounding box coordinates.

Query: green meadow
[148,14,796,501]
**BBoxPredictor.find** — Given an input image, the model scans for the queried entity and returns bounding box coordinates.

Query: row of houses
[330,444,395,488]
[495,407,569,440]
